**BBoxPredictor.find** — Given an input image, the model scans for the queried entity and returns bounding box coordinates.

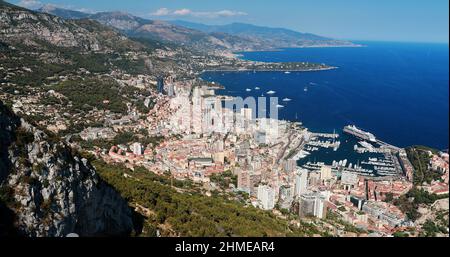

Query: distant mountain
[36,5,357,52]
[171,20,358,48]
[38,4,90,19]
[35,8,259,53]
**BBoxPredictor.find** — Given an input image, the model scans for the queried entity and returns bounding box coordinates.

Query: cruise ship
[343,125,377,142]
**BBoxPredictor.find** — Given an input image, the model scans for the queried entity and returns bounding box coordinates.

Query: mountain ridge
[36,6,357,52]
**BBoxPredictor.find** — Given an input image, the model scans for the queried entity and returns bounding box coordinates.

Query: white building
[320,165,332,181]
[131,142,143,156]
[314,191,330,219]
[257,184,276,210]
[341,170,359,187]
[295,168,309,197]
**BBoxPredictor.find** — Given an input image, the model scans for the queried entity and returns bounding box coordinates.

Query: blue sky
[11,0,450,43]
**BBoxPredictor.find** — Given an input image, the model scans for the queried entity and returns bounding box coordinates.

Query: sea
[202,41,449,151]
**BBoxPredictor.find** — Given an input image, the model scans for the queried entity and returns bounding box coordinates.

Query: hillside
[92,159,325,237]
[0,2,143,52]
[37,8,263,53]
[171,20,358,48]
[37,6,357,52]
[0,100,327,237]
[0,100,134,236]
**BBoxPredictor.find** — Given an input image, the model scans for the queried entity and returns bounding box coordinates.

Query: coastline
[233,44,365,55]
[201,66,338,73]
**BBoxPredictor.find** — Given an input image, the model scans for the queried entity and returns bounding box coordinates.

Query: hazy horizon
[7,0,449,43]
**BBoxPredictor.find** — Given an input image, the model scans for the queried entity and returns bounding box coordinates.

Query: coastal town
[0,0,448,238]
[7,68,448,237]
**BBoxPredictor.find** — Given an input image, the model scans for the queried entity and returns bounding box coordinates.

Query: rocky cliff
[0,0,142,52]
[0,101,133,237]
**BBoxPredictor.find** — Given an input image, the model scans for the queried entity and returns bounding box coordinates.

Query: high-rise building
[241,108,253,120]
[285,159,297,173]
[278,185,293,210]
[257,184,276,210]
[314,193,328,219]
[237,170,251,193]
[294,168,309,197]
[167,83,175,97]
[320,165,332,181]
[299,194,316,217]
[299,191,329,219]
[157,78,164,94]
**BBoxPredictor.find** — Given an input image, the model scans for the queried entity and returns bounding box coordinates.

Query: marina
[297,125,406,178]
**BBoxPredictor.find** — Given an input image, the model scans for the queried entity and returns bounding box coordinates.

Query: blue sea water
[202,42,449,150]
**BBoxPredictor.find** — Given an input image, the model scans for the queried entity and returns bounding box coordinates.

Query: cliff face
[0,101,133,237]
[0,0,142,52]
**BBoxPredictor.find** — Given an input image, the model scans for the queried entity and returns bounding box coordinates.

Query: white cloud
[151,7,170,16]
[17,0,43,9]
[173,8,192,16]
[150,8,248,19]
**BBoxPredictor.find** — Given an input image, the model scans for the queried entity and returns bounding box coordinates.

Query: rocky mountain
[35,8,260,52]
[36,6,357,52]
[38,4,91,19]
[171,20,358,48]
[0,1,143,52]
[0,100,134,237]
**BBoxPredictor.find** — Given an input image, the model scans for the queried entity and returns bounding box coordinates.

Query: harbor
[298,125,407,179]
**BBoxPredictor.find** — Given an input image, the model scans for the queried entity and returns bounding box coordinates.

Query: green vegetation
[393,188,448,221]
[92,160,320,237]
[52,77,127,114]
[392,231,409,237]
[406,146,442,185]
[420,219,448,237]
[14,127,35,157]
[209,170,237,189]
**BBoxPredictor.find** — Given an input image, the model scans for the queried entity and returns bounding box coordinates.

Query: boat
[284,71,291,74]
[246,88,252,92]
[343,125,377,143]
[266,90,276,95]
[304,87,308,92]
[255,87,260,90]
[276,104,284,108]
[282,98,292,102]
